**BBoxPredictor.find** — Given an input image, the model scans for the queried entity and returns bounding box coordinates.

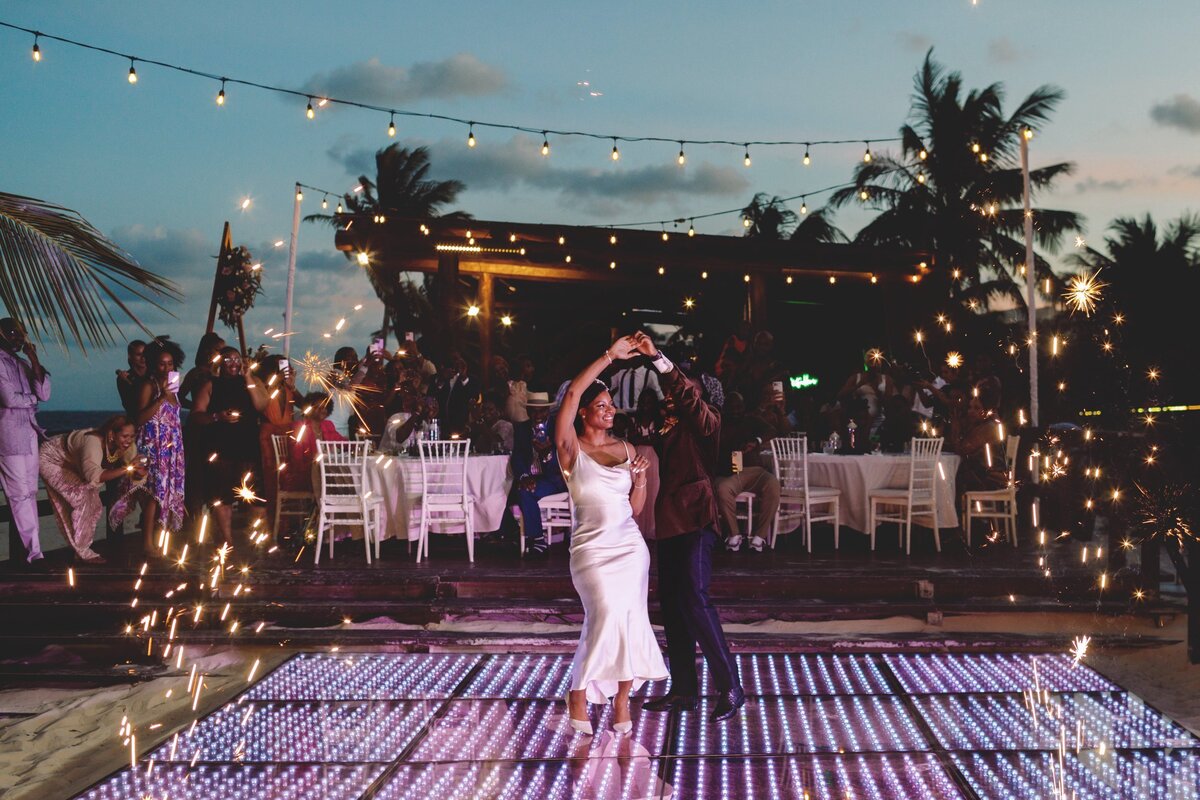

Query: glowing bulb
[863,144,872,163]
[786,275,793,284]
[295,189,303,202]
[683,298,695,309]
[500,314,513,326]
[971,142,981,154]
[467,125,476,147]
[743,146,752,167]
[828,275,837,284]
[557,236,565,245]
[240,197,251,210]
[306,99,314,119]
[466,304,480,317]
[917,171,926,184]
[800,200,808,215]
[743,217,752,228]
[541,135,550,156]
[743,274,751,283]
[803,148,811,166]
[919,148,928,160]
[870,275,878,284]
[688,222,695,237]
[321,196,328,210]
[678,144,686,165]
[979,152,988,163]
[336,203,343,214]
[662,231,669,241]
[609,261,616,269]
[657,266,665,275]
[609,233,617,244]
[701,271,708,279]
[127,59,138,84]
[32,37,41,62]
[859,189,869,201]
[356,252,369,266]
[611,139,620,160]
[388,116,396,137]
[216,80,226,106]
[1023,127,1034,140]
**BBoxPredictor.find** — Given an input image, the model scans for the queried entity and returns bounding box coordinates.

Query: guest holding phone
[109,339,186,553]
[257,354,299,516]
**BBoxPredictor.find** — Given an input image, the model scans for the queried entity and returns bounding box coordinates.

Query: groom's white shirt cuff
[650,353,674,374]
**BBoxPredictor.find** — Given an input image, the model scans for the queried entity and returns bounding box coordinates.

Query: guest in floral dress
[110,340,186,553]
[40,415,143,563]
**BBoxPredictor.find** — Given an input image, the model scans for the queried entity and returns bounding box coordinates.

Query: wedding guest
[257,355,299,514]
[628,388,663,446]
[714,392,780,552]
[434,352,477,436]
[397,338,437,393]
[109,339,185,552]
[505,355,535,423]
[115,340,148,419]
[351,349,390,439]
[715,320,752,382]
[510,391,563,555]
[486,356,512,416]
[0,318,51,567]
[181,332,224,519]
[40,416,143,563]
[379,395,438,455]
[279,393,345,493]
[609,356,663,414]
[950,387,1007,494]
[329,346,365,438]
[476,398,513,453]
[189,346,266,546]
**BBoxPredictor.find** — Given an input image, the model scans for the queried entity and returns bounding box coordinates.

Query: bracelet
[633,480,647,488]
[603,349,614,364]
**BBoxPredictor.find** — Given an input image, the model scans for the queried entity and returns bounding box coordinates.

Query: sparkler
[235,472,264,504]
[1063,270,1106,315]
[1068,635,1090,666]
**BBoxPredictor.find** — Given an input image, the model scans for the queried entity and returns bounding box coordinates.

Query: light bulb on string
[802,146,811,166]
[609,232,617,245]
[688,220,695,237]
[127,58,138,84]
[743,145,752,167]
[216,79,226,106]
[467,124,476,148]
[321,195,328,210]
[611,139,620,161]
[919,148,928,160]
[336,202,343,214]
[971,142,980,154]
[859,189,869,201]
[1023,126,1034,140]
[32,34,41,62]
[306,98,314,119]
[799,198,808,215]
[979,152,988,163]
[387,114,396,138]
[295,188,303,202]
[541,133,550,156]
[678,143,686,166]
[917,171,926,184]
[863,142,872,163]
[743,217,752,228]
[661,225,669,241]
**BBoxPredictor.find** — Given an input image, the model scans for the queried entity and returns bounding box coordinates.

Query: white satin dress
[567,442,669,704]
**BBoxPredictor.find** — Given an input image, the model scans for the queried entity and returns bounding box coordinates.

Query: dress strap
[620,439,632,463]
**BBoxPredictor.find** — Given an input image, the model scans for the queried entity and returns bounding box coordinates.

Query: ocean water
[37,410,123,435]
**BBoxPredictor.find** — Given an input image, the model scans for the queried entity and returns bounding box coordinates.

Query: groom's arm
[656,363,720,439]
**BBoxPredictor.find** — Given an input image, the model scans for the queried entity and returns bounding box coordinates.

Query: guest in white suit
[0,318,51,565]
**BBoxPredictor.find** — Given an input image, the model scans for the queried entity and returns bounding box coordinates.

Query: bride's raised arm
[555,336,635,475]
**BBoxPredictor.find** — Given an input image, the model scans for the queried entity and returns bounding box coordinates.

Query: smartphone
[404,331,416,342]
[280,359,291,376]
[167,370,181,392]
[369,338,384,354]
[771,380,784,395]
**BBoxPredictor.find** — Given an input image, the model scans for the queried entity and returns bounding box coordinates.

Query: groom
[630,332,745,723]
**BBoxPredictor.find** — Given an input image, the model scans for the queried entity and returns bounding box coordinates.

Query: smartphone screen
[405,331,416,342]
[771,380,784,395]
[167,370,181,392]
[369,338,384,354]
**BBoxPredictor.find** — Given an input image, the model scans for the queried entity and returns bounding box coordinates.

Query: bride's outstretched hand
[629,453,651,478]
[608,336,637,361]
[628,331,657,358]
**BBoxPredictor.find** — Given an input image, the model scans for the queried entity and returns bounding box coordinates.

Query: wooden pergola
[335,215,930,381]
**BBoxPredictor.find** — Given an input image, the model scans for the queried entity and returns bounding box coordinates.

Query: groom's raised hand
[629,331,657,358]
[608,336,637,361]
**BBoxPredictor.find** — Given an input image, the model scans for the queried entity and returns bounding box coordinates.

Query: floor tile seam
[353,652,491,800]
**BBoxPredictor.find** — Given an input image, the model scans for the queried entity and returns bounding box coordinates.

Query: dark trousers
[656,527,740,695]
[516,476,565,541]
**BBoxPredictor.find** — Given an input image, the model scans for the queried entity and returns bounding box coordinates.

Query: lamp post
[283,182,301,359]
[1020,130,1038,428]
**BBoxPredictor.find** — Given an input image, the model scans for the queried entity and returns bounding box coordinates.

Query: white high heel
[565,690,593,735]
[612,698,633,734]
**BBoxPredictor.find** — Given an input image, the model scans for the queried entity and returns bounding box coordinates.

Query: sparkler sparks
[1063,270,1106,316]
[1068,635,1091,666]
[235,473,264,504]
[945,351,963,369]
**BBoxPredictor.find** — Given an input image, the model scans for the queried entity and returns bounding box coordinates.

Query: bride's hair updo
[575,380,611,433]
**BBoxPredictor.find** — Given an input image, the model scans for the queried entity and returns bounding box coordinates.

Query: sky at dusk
[2,1,1198,410]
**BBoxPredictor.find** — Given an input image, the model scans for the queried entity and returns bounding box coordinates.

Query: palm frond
[0,191,180,351]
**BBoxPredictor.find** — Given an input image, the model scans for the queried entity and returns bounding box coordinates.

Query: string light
[863,142,872,163]
[743,145,752,167]
[1023,126,1034,140]
[677,142,686,166]
[611,138,620,161]
[609,232,617,245]
[688,220,695,236]
[321,195,328,210]
[500,314,513,327]
[803,146,811,166]
[127,58,138,84]
[917,170,926,184]
[31,33,40,61]
[541,133,550,156]
[295,188,303,202]
[336,202,343,213]
[859,189,869,201]
[919,148,928,160]
[305,97,314,119]
[743,217,752,228]
[799,198,808,215]
[467,123,476,147]
[387,114,396,137]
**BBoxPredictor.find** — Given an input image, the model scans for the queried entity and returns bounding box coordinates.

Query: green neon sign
[789,374,819,390]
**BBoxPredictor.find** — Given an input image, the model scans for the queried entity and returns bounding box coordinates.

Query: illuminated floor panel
[77,652,1200,800]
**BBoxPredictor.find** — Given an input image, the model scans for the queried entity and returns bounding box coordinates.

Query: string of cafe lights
[3,19,901,167]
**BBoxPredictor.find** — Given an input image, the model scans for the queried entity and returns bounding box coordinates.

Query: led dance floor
[78,651,1200,799]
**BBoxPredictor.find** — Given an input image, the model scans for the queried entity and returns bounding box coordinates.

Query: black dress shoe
[643,693,698,713]
[709,686,745,723]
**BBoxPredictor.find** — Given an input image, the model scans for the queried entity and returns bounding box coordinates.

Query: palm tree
[789,208,848,244]
[740,193,797,239]
[306,145,471,340]
[0,191,178,351]
[829,50,1082,308]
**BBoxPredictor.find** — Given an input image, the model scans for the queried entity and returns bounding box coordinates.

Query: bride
[555,336,668,735]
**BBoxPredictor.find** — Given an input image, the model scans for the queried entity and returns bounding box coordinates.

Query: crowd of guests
[0,314,1010,567]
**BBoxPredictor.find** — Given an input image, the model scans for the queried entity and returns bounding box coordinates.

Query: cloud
[1073,176,1140,193]
[896,32,933,53]
[299,54,506,107]
[1168,164,1200,179]
[327,134,751,212]
[1150,94,1200,133]
[986,37,1023,64]
[326,136,375,178]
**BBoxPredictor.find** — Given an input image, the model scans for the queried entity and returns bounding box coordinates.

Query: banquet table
[317,453,513,542]
[804,453,961,532]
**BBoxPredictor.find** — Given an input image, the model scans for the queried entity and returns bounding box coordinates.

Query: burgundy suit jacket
[653,367,721,540]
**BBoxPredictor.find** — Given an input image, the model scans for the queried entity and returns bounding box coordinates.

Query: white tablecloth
[804,453,961,532]
[317,454,513,542]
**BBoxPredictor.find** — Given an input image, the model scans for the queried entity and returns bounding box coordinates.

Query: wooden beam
[478,273,494,389]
